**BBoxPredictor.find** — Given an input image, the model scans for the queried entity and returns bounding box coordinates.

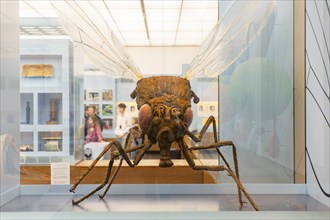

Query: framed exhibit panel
[102,89,113,101]
[101,104,113,116]
[87,91,100,102]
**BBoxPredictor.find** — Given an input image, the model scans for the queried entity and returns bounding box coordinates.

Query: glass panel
[19,38,73,164]
[218,1,294,183]
[17,1,293,188]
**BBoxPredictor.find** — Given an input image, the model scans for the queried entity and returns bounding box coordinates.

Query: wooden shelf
[21,159,218,185]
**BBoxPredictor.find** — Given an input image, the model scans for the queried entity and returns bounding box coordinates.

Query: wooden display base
[20,159,217,185]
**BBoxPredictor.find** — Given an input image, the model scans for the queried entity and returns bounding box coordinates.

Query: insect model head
[130,76,197,144]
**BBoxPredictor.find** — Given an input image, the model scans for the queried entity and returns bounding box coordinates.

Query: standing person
[84,105,90,140]
[115,103,132,147]
[85,115,103,144]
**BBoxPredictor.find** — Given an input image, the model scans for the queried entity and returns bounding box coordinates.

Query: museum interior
[0,1,329,219]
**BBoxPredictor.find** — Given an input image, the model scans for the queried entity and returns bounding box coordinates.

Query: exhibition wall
[0,1,20,206]
[305,1,330,207]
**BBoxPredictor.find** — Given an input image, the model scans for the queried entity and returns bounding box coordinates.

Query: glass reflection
[219,1,294,183]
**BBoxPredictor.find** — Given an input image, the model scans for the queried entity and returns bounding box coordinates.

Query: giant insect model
[52,0,274,211]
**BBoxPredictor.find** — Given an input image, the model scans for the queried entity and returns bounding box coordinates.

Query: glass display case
[1,0,329,219]
[19,38,73,163]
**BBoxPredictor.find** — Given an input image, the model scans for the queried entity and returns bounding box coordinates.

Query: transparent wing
[184,1,274,79]
[51,1,142,81]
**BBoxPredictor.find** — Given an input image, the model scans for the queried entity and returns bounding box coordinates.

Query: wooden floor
[20,159,217,184]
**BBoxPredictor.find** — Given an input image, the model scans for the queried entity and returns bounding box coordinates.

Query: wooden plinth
[21,159,217,185]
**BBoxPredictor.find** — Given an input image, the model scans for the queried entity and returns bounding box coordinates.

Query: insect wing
[184,1,275,79]
[51,1,143,81]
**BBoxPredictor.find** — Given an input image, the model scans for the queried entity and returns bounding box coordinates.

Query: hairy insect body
[70,76,258,210]
[131,76,199,167]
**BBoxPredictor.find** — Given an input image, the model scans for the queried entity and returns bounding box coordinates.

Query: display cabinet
[83,75,116,138]
[19,39,73,163]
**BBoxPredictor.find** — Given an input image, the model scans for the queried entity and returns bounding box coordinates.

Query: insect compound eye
[183,107,193,126]
[138,104,153,133]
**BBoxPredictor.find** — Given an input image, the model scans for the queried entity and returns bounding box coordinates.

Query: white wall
[0,1,20,206]
[306,1,330,207]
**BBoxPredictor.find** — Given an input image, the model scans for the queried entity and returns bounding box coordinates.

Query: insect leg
[133,141,152,165]
[185,115,244,205]
[72,157,116,205]
[70,141,114,193]
[185,115,218,143]
[110,139,152,167]
[189,141,243,205]
[178,140,224,170]
[179,140,258,211]
[224,167,259,211]
[110,140,134,167]
[99,141,150,199]
[98,158,124,199]
[229,143,243,205]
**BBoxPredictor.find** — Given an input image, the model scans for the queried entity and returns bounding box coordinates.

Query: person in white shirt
[115,103,132,147]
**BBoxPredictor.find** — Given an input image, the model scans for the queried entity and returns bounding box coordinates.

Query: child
[85,115,103,144]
